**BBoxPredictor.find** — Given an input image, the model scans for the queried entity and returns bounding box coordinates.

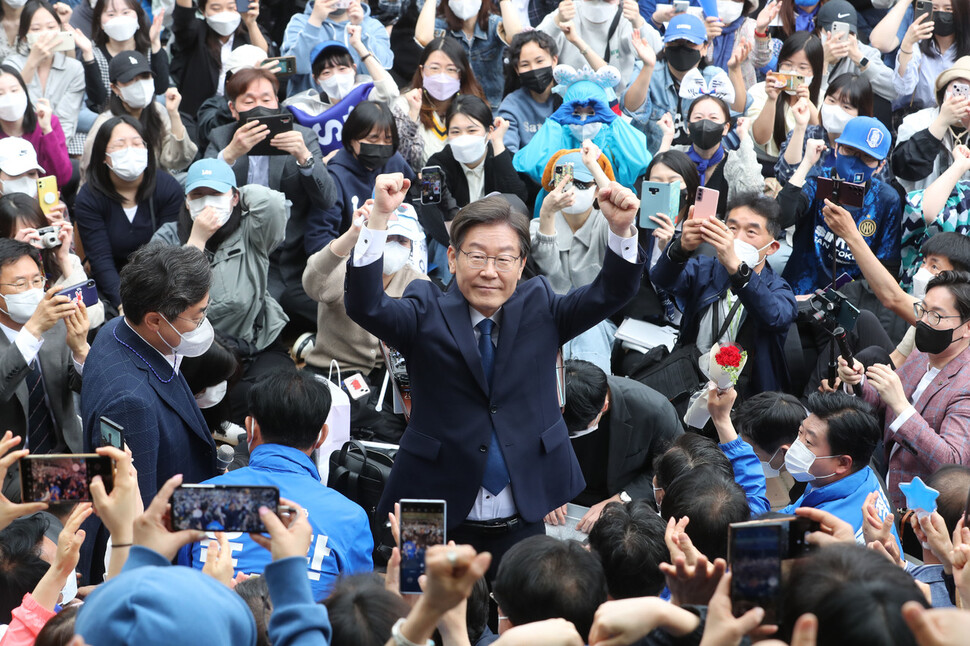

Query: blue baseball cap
[664,13,708,44]
[185,158,236,194]
[310,40,352,66]
[835,116,891,160]
[554,151,594,183]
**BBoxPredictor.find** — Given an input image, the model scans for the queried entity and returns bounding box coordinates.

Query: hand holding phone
[693,186,719,219]
[399,498,446,594]
[171,484,279,532]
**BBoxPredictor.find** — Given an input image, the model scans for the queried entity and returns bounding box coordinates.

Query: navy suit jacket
[80,317,217,504]
[345,245,645,528]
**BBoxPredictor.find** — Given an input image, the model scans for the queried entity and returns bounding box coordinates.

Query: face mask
[0,91,28,121]
[118,78,155,109]
[716,0,744,24]
[0,287,43,324]
[761,447,783,478]
[688,119,725,150]
[158,316,215,357]
[450,134,488,164]
[449,0,481,19]
[357,142,394,170]
[59,568,78,606]
[195,380,228,408]
[206,11,241,36]
[665,44,702,72]
[319,70,355,100]
[915,320,964,354]
[88,0,96,8]
[107,146,149,181]
[518,66,554,94]
[423,73,460,101]
[4,0,28,8]
[383,241,411,275]
[794,0,816,7]
[911,266,935,300]
[188,193,234,226]
[734,239,773,267]
[102,15,139,41]
[835,152,874,185]
[584,0,617,23]
[569,121,602,142]
[934,11,955,37]
[237,105,278,122]
[562,185,595,214]
[2,176,37,197]
[820,103,853,135]
[784,438,837,483]
[783,75,813,95]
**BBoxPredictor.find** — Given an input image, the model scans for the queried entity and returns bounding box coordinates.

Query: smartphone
[693,186,719,219]
[20,454,113,503]
[639,180,681,229]
[36,176,58,216]
[951,82,970,100]
[99,416,123,450]
[334,0,351,8]
[829,21,851,38]
[552,162,574,189]
[244,113,295,156]
[833,271,853,290]
[420,165,443,205]
[729,522,784,624]
[170,484,279,533]
[26,31,75,52]
[399,499,446,594]
[816,176,866,208]
[914,0,933,22]
[55,279,98,308]
[673,0,689,13]
[263,55,296,77]
[236,0,251,12]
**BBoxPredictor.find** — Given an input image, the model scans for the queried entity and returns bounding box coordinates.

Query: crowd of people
[1,0,970,643]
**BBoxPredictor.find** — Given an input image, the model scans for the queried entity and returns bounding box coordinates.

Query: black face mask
[688,119,725,150]
[518,66,554,94]
[237,105,279,122]
[914,320,963,354]
[666,45,702,72]
[357,142,394,170]
[934,11,955,37]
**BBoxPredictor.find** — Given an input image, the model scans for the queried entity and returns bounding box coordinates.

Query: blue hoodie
[282,1,393,96]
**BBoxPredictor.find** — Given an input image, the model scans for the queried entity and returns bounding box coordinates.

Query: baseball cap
[0,137,44,176]
[310,40,352,66]
[387,203,424,242]
[185,159,237,194]
[664,13,708,44]
[225,44,269,74]
[835,116,891,161]
[816,0,858,32]
[554,151,594,183]
[109,50,152,84]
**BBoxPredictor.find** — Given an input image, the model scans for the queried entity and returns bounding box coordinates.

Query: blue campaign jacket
[179,444,374,601]
[721,438,771,516]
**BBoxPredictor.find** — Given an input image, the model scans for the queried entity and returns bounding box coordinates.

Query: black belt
[458,514,522,535]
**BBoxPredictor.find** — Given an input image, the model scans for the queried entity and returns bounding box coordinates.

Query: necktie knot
[477,318,495,337]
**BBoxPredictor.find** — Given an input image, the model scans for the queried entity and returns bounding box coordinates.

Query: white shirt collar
[468,306,502,330]
[124,318,180,371]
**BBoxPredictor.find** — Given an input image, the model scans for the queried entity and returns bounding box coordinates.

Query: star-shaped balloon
[899,476,939,519]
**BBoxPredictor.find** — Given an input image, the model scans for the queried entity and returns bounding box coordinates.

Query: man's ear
[836,455,853,475]
[315,423,329,449]
[245,415,259,445]
[601,391,610,414]
[763,239,780,257]
[228,100,239,121]
[143,311,164,332]
[447,245,457,274]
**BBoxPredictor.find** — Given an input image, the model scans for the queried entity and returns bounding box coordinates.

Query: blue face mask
[835,152,875,185]
[794,0,818,7]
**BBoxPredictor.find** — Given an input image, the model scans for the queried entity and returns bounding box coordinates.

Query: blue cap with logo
[835,116,891,160]
[664,14,708,44]
[310,40,352,66]
[185,158,237,194]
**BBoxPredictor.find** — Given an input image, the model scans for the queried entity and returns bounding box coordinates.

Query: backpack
[328,440,396,566]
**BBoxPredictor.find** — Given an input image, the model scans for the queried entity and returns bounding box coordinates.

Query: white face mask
[449,0,481,19]
[911,266,936,300]
[158,316,215,357]
[58,568,78,605]
[188,193,234,226]
[716,0,745,24]
[195,380,228,408]
[820,103,853,135]
[450,134,488,165]
[4,0,28,8]
[0,287,44,324]
[383,241,411,275]
[760,446,783,478]
[784,438,837,483]
[733,239,773,268]
[118,78,155,109]
[562,185,595,215]
[784,75,813,95]
[206,11,241,36]
[584,0,616,23]
[107,146,149,181]
[569,121,602,142]
[102,15,140,42]
[2,176,36,197]
[0,91,28,122]
[319,70,355,100]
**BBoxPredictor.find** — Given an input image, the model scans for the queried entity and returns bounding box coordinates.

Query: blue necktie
[477,319,510,495]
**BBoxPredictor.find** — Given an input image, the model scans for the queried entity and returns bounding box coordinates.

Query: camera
[816,176,866,208]
[809,286,861,331]
[36,225,61,249]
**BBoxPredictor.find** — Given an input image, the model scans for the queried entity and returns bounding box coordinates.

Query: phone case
[36,176,58,215]
[639,180,680,228]
[694,186,719,219]
[246,114,294,156]
[420,166,443,204]
[56,279,98,308]
[553,162,574,188]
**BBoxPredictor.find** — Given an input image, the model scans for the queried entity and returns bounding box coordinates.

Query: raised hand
[133,474,206,560]
[598,182,639,237]
[0,431,48,530]
[371,173,411,222]
[249,497,313,561]
[755,0,780,34]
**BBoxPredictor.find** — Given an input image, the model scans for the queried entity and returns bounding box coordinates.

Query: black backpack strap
[712,295,743,345]
[604,7,623,64]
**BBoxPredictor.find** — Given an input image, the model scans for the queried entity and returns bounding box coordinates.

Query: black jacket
[426,142,528,218]
[890,127,947,183]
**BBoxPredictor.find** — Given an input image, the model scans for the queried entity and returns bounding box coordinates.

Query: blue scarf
[687,145,725,185]
[711,16,745,73]
[794,5,818,33]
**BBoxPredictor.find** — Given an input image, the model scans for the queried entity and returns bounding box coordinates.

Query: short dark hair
[660,466,751,561]
[226,67,279,104]
[734,391,806,454]
[341,100,400,153]
[927,465,970,535]
[87,115,158,205]
[503,30,558,96]
[920,232,970,273]
[562,359,608,435]
[805,391,880,474]
[247,369,332,450]
[34,604,78,646]
[727,191,784,240]
[311,48,355,78]
[450,194,531,258]
[445,95,493,131]
[926,270,970,320]
[324,574,410,646]
[653,433,733,491]
[119,242,211,324]
[825,73,874,118]
[0,515,49,624]
[781,544,927,646]
[0,237,41,275]
[234,576,272,646]
[493,536,607,642]
[465,577,490,645]
[588,500,668,598]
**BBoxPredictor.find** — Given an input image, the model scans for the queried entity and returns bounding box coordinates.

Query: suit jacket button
[479,444,488,452]
[489,405,497,414]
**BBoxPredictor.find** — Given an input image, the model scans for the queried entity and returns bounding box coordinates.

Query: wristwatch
[859,56,870,70]
[296,155,315,170]
[619,491,632,503]
[731,261,752,288]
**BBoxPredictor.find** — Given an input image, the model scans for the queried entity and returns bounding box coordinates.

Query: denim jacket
[435,14,507,109]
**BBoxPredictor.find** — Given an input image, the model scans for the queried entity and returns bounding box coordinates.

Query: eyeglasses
[423,64,460,76]
[914,301,965,327]
[571,179,594,191]
[0,276,46,291]
[175,310,208,330]
[457,247,521,272]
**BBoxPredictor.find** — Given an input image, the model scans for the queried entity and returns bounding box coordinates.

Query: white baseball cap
[0,137,44,177]
[387,204,424,242]
[225,45,269,75]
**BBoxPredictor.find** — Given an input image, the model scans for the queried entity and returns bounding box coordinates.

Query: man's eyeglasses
[457,247,521,272]
[914,301,965,327]
[0,276,46,292]
[175,311,208,330]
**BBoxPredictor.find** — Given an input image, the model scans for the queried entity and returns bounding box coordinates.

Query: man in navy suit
[81,244,217,504]
[345,174,644,569]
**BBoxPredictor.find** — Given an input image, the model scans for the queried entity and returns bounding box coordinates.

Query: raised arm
[922,146,970,226]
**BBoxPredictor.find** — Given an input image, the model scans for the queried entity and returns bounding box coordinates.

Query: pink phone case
[694,186,720,219]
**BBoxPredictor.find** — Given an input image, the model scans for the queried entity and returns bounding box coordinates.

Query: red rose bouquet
[709,343,747,389]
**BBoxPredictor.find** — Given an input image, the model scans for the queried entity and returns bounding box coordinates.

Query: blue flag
[286,82,375,155]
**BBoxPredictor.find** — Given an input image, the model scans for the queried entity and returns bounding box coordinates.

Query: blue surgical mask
[835,152,875,185]
[794,0,818,7]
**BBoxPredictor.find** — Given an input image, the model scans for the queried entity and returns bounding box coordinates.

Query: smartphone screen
[20,454,113,503]
[420,166,443,205]
[399,499,446,594]
[170,484,279,533]
[730,523,783,624]
[694,186,719,219]
[99,416,124,450]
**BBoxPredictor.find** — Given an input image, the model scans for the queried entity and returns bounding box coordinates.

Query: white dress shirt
[0,321,84,375]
